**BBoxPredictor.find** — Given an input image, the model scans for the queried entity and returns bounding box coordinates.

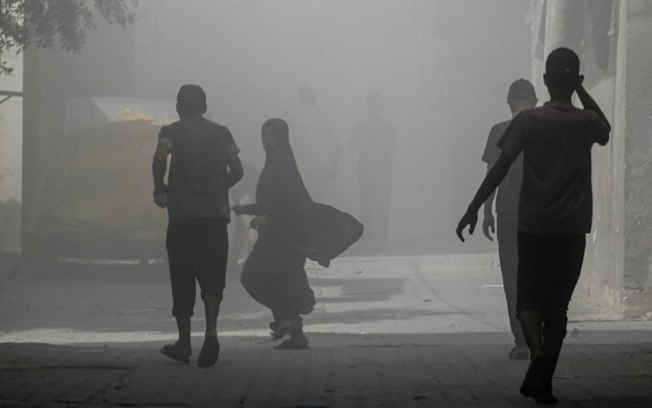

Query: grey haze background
[19,0,534,256]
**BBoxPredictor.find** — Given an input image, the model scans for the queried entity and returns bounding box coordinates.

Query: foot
[160,341,192,364]
[274,331,309,350]
[520,352,547,397]
[317,258,330,268]
[197,336,220,368]
[508,345,530,360]
[269,318,302,340]
[534,389,559,405]
[269,321,285,340]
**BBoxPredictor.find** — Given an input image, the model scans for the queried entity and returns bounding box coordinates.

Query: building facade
[533,0,652,318]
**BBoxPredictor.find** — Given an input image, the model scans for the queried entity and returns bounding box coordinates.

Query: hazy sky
[126,0,532,252]
[25,1,534,254]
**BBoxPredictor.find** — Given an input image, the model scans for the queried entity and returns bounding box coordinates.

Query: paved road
[1,254,651,407]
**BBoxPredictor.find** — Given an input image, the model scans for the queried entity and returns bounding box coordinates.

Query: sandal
[269,318,302,340]
[160,342,192,364]
[197,336,220,368]
[274,331,309,350]
[534,388,559,405]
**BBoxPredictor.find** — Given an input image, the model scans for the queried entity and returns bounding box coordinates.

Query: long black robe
[240,122,316,317]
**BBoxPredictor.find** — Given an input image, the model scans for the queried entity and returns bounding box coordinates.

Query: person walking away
[456,48,610,403]
[481,79,538,360]
[152,84,244,367]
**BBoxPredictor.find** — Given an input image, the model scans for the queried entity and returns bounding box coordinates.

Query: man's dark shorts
[516,232,586,337]
[166,217,229,318]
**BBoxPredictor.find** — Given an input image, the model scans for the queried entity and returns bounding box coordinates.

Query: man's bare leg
[203,294,220,338]
[198,294,220,367]
[160,316,192,364]
[518,309,548,399]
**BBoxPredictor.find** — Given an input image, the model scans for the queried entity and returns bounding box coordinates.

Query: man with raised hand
[456,48,610,403]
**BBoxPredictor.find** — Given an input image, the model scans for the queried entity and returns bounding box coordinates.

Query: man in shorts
[456,48,610,403]
[152,84,243,367]
[481,79,537,360]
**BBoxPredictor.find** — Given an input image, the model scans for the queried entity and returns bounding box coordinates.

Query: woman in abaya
[232,118,316,349]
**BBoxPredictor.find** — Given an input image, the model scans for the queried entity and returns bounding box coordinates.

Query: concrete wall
[533,0,623,314]
[537,0,652,318]
[621,1,652,317]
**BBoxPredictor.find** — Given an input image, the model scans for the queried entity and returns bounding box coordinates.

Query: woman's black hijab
[255,118,364,263]
[255,118,312,221]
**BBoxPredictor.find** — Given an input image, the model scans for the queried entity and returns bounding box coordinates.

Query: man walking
[152,84,243,367]
[456,48,610,403]
[481,79,537,360]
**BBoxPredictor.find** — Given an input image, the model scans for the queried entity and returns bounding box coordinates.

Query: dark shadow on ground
[1,332,651,408]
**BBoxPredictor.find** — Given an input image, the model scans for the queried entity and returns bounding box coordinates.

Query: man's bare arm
[575,78,611,133]
[152,143,171,190]
[482,164,497,241]
[227,153,244,188]
[152,143,171,208]
[456,152,515,241]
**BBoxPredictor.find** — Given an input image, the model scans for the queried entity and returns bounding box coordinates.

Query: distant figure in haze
[349,92,397,252]
[481,79,537,361]
[456,48,610,403]
[152,84,244,367]
[293,85,340,203]
[232,118,315,350]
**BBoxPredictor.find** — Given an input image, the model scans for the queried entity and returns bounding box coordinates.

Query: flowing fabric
[298,203,364,267]
[240,119,363,317]
[240,119,315,316]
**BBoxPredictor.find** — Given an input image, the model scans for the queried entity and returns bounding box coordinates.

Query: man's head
[176,84,207,118]
[544,47,581,95]
[507,79,537,114]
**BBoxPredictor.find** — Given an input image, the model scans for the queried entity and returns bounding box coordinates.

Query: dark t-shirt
[482,119,522,218]
[498,101,610,234]
[158,116,239,221]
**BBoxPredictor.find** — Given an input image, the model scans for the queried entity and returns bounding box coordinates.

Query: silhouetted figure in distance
[456,48,611,403]
[293,85,340,203]
[482,79,538,360]
[152,84,244,367]
[349,92,397,252]
[233,118,315,350]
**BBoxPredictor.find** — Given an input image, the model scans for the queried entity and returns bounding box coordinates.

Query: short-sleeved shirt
[498,100,610,235]
[158,116,239,221]
[482,119,522,218]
